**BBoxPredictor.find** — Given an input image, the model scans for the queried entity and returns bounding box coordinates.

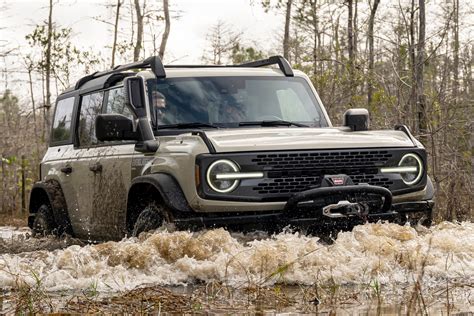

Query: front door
[71,87,136,241]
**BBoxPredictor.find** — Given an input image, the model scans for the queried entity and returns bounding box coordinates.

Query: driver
[151,90,167,125]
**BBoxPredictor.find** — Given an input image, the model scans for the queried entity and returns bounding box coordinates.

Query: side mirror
[343,108,370,131]
[124,76,159,153]
[96,114,137,142]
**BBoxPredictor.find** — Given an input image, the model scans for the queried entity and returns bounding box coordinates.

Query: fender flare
[29,180,73,235]
[128,173,193,214]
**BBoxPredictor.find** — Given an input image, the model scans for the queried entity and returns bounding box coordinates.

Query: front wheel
[32,204,57,236]
[132,203,171,237]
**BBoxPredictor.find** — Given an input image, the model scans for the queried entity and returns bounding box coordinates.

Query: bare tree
[203,21,241,65]
[111,0,123,67]
[283,0,293,60]
[133,0,144,61]
[158,0,170,60]
[346,0,355,96]
[416,0,426,136]
[367,0,380,107]
[45,0,53,132]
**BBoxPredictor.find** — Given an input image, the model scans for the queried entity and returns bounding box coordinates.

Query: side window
[77,91,104,147]
[105,87,133,118]
[51,97,75,144]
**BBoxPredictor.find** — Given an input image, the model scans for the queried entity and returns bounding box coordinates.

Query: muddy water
[0,222,473,313]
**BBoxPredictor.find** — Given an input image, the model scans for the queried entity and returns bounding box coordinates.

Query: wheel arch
[126,173,193,232]
[28,180,73,235]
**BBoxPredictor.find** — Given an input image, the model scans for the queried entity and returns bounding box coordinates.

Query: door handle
[89,162,103,173]
[60,165,73,174]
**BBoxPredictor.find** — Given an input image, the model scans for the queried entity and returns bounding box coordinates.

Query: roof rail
[74,56,165,90]
[74,55,294,90]
[165,55,294,77]
[238,55,294,77]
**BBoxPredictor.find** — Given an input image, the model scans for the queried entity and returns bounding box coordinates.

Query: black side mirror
[96,114,137,142]
[124,76,159,153]
[343,108,370,131]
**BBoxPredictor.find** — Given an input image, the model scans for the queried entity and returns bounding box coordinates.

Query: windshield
[146,76,328,129]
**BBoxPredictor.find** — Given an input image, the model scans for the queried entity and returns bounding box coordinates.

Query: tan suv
[28,56,434,241]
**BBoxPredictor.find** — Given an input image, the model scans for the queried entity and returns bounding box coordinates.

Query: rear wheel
[32,204,56,236]
[132,203,171,237]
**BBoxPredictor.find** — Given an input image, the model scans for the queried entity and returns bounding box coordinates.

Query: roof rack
[74,55,294,89]
[165,55,294,77]
[74,56,166,89]
[238,55,294,77]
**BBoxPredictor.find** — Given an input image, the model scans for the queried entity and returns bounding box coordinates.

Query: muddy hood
[204,127,415,153]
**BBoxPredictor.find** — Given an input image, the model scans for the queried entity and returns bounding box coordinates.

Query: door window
[105,87,133,118]
[77,92,104,147]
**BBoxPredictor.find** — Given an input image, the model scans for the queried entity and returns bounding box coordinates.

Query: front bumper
[176,184,434,229]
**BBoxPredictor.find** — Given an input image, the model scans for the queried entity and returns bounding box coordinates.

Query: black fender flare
[29,180,73,235]
[128,173,193,214]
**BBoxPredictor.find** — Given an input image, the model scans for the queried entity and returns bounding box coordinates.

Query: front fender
[129,173,193,214]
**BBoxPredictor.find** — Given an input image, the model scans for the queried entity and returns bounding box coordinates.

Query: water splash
[0,222,472,294]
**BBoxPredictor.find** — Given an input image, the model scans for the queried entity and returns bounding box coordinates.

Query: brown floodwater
[0,222,472,313]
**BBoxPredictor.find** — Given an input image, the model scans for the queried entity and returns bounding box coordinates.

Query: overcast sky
[1,0,282,64]
[0,0,285,102]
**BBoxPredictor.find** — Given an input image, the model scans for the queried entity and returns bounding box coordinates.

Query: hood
[204,127,415,153]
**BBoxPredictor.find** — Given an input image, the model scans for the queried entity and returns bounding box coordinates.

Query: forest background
[0,0,472,222]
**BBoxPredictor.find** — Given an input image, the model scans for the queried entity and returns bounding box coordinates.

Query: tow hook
[322,200,369,218]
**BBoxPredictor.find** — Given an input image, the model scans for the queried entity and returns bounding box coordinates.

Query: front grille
[250,150,394,197]
[253,176,322,195]
[252,150,392,169]
[351,174,393,188]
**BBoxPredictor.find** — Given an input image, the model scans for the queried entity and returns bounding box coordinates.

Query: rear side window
[51,97,75,144]
[77,91,104,147]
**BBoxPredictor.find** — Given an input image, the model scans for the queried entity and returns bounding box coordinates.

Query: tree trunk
[416,0,426,137]
[159,0,170,60]
[353,0,358,56]
[347,0,354,97]
[311,0,319,78]
[367,0,380,107]
[27,64,40,158]
[409,0,417,131]
[283,0,292,60]
[45,0,53,134]
[133,0,144,62]
[452,0,459,107]
[111,0,122,67]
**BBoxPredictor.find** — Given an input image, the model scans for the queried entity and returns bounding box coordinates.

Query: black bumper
[176,185,434,229]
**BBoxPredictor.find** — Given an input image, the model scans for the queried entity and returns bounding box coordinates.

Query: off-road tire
[132,203,169,237]
[32,204,56,236]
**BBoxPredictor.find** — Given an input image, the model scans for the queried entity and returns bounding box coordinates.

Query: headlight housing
[206,159,240,193]
[398,153,423,185]
[381,153,423,185]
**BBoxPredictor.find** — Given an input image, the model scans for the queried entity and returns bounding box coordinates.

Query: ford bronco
[28,55,434,241]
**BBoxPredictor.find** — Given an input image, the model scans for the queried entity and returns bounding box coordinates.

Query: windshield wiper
[239,120,308,127]
[157,122,219,129]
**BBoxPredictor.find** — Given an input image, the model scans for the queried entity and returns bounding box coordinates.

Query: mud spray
[0,222,472,313]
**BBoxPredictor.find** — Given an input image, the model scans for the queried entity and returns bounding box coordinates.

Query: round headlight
[399,153,423,185]
[206,160,240,193]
